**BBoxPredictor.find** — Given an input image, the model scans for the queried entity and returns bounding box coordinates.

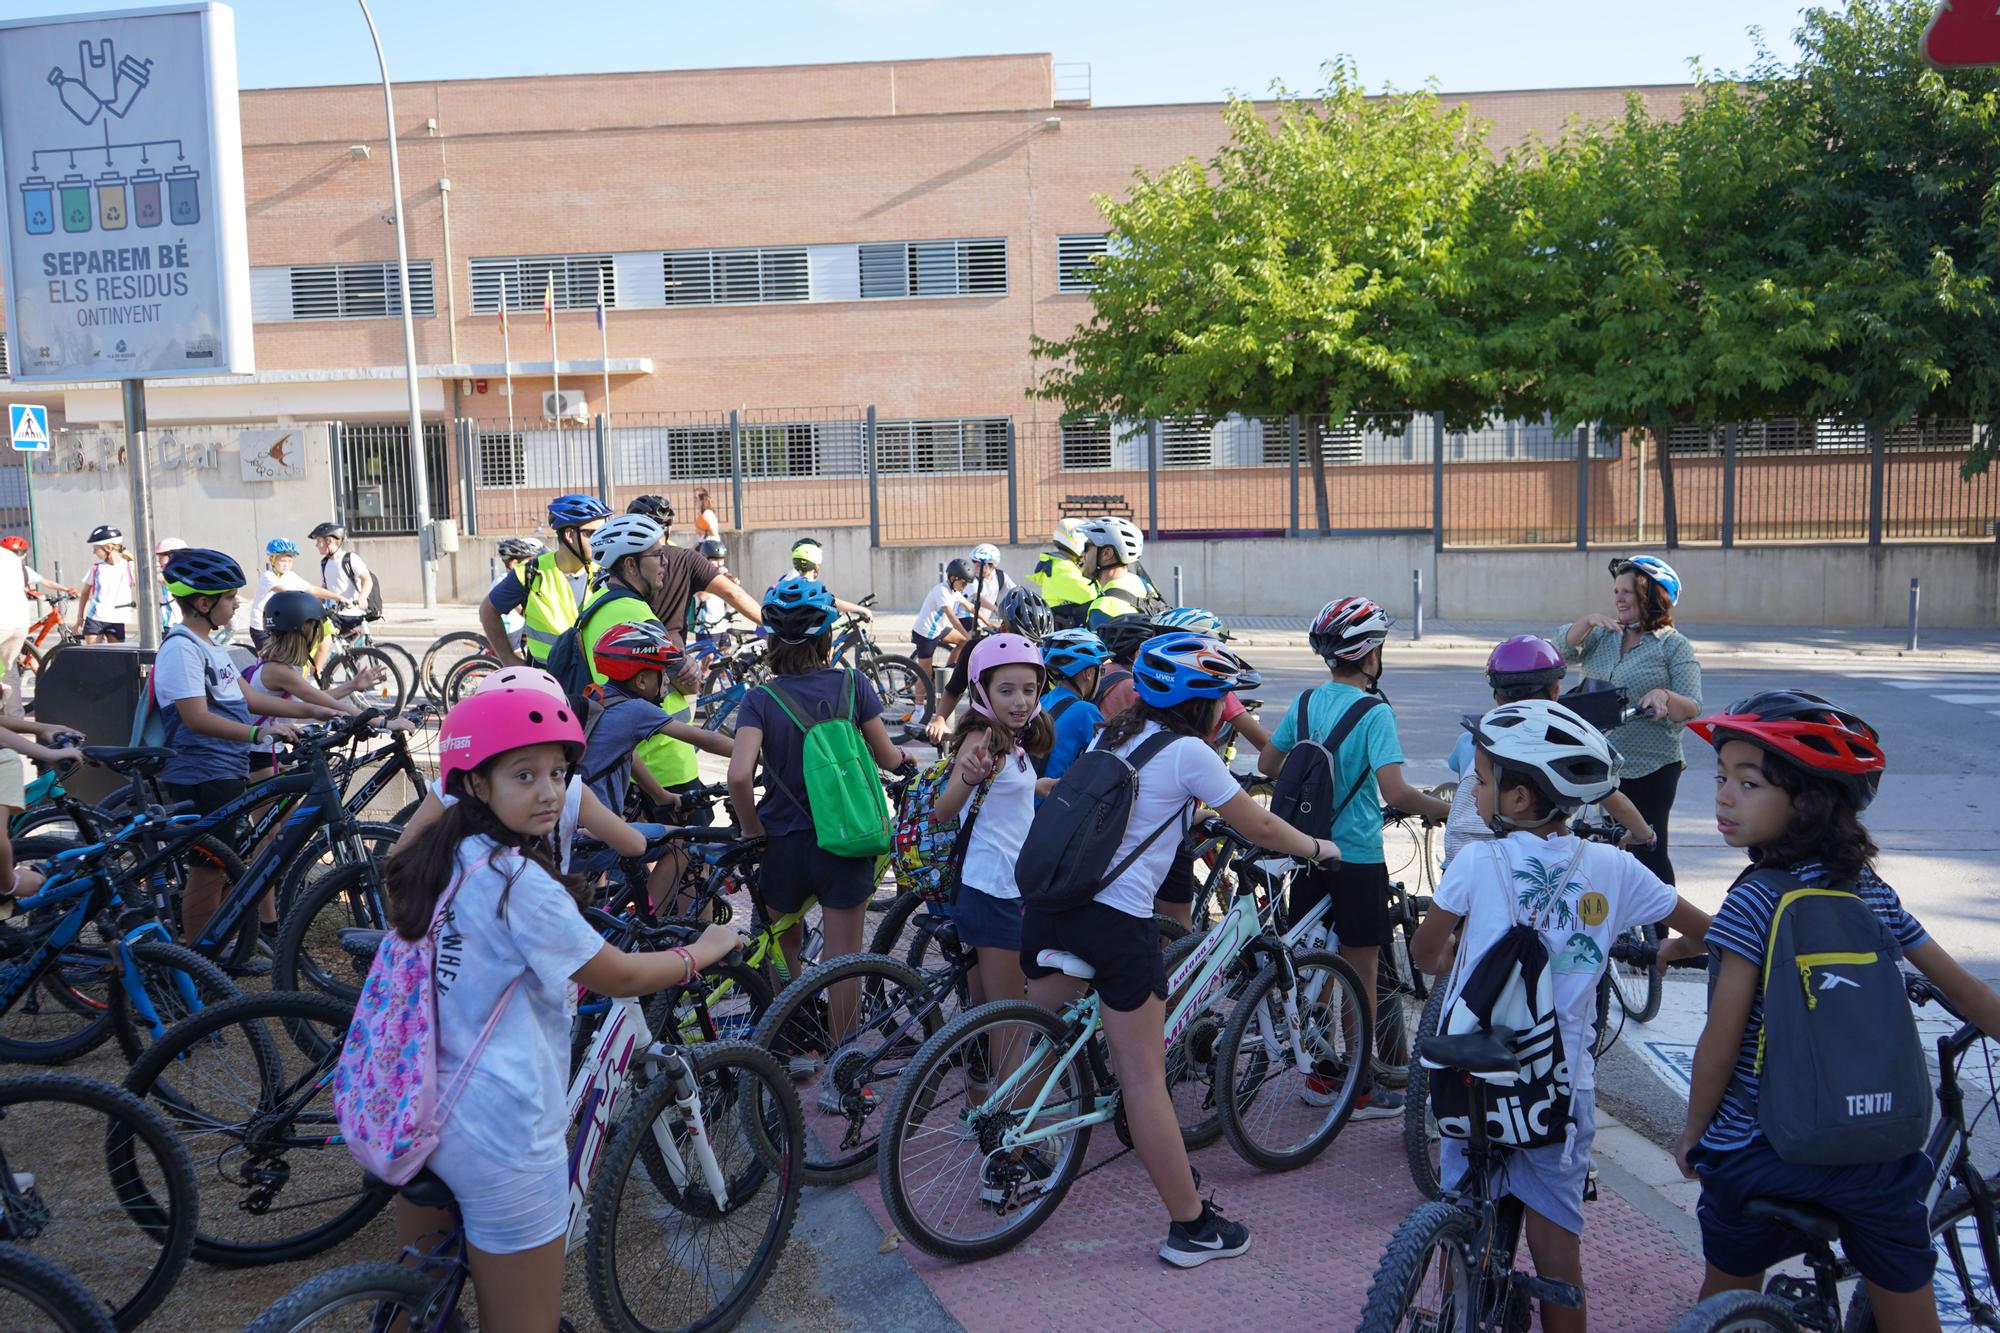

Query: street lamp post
[356,0,437,609]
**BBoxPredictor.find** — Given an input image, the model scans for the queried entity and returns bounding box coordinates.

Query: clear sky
[15,0,1818,100]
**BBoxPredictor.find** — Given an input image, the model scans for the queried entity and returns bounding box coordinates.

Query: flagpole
[501,275,514,529]
[597,276,612,439]
[546,279,563,474]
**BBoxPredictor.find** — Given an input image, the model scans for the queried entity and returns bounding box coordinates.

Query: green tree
[1753,0,2000,474]
[1030,61,1497,529]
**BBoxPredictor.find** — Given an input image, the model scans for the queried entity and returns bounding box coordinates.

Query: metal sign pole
[122,380,160,650]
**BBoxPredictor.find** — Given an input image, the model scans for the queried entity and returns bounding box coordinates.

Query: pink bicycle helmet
[437,688,583,788]
[470,665,569,703]
[966,632,1046,720]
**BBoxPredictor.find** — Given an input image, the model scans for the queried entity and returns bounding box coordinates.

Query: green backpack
[757,671,893,859]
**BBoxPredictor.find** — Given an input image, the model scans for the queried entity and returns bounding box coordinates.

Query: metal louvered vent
[469,254,616,313]
[1057,234,1108,292]
[282,261,435,321]
[858,238,1007,299]
[662,247,810,306]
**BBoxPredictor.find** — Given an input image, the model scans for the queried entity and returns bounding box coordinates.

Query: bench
[1059,493,1133,519]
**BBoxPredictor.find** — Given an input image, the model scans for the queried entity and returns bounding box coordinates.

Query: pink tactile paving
[853,1117,1704,1332]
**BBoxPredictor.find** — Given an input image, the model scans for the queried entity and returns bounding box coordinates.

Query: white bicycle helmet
[1308,596,1393,662]
[969,542,1001,566]
[1079,515,1143,566]
[1465,698,1621,812]
[1051,518,1090,558]
[588,513,665,568]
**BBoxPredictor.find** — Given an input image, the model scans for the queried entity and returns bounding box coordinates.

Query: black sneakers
[1159,1200,1251,1268]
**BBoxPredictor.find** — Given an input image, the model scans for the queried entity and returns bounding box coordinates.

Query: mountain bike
[318,608,410,713]
[828,595,931,729]
[242,1008,804,1333]
[16,588,81,688]
[1670,972,2000,1333]
[0,1244,114,1333]
[1359,1028,1587,1333]
[417,629,490,701]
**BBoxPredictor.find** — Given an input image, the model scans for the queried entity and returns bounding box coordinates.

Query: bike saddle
[362,1168,456,1211]
[1035,949,1096,981]
[80,745,174,776]
[1744,1197,1841,1245]
[1418,1030,1523,1079]
[337,928,386,964]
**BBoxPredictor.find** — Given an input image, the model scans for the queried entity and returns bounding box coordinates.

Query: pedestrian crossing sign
[8,404,49,452]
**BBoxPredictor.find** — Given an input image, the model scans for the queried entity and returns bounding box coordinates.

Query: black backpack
[1265,692,1386,841]
[329,551,384,619]
[1729,868,1931,1166]
[1015,730,1187,912]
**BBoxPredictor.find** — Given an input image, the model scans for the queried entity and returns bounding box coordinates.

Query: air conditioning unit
[543,389,588,422]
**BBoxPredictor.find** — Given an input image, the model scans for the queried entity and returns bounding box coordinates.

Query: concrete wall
[353,524,2000,630]
[24,425,339,589]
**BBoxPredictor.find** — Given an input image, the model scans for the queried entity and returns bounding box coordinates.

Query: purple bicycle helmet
[1485,635,1568,691]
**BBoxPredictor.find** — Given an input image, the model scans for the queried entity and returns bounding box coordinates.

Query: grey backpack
[1734,868,1930,1166]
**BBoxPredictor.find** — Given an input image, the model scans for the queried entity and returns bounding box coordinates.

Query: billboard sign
[0,3,253,381]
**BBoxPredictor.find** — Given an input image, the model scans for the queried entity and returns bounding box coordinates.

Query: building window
[875,417,1009,474]
[1060,417,1113,471]
[0,332,8,379]
[1158,418,1214,469]
[476,432,525,488]
[858,238,1007,299]
[663,247,809,306]
[666,425,731,478]
[469,254,616,313]
[1057,234,1109,292]
[250,262,435,322]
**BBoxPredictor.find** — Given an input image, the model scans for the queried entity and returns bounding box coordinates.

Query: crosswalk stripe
[1936,693,2000,705]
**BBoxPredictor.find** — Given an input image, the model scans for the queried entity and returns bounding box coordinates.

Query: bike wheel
[242,1262,467,1333]
[121,991,390,1267]
[1162,932,1237,1151]
[319,648,405,715]
[0,1071,199,1329]
[0,1243,115,1333]
[0,916,119,1065]
[752,951,941,1186]
[1374,946,1415,1089]
[866,653,931,731]
[419,630,488,702]
[866,887,927,959]
[879,999,1093,1261]
[1216,948,1371,1171]
[584,1041,803,1333]
[1610,922,1664,1023]
[1404,987,1447,1200]
[372,641,421,701]
[1357,1200,1478,1333]
[108,938,242,1068]
[270,861,390,1022]
[640,959,774,1050]
[1670,1290,1802,1332]
[272,823,398,922]
[440,653,498,705]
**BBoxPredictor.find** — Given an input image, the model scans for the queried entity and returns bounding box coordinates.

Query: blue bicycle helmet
[1041,628,1112,680]
[547,493,613,530]
[162,548,246,597]
[265,537,299,557]
[1609,555,1681,607]
[263,589,328,634]
[1153,606,1229,640]
[762,576,837,642]
[1131,631,1260,706]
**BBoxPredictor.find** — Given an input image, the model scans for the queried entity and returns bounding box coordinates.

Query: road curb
[741,1177,960,1333]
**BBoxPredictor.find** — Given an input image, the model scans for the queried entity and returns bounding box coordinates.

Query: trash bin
[33,644,152,804]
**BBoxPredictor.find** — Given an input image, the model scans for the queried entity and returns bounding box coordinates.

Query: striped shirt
[1558,624,1702,778]
[1699,859,1928,1151]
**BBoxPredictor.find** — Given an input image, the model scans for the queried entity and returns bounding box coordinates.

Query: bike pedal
[1519,1275,1584,1309]
[1764,1274,1817,1304]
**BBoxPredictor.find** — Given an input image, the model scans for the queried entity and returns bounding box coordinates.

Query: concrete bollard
[1173,564,1183,607]
[1413,568,1424,641]
[1907,576,1920,652]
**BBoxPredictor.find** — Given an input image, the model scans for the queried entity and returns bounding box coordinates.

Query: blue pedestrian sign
[8,403,49,452]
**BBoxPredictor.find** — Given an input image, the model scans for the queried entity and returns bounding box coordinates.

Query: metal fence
[380,407,2000,550]
[334,421,453,537]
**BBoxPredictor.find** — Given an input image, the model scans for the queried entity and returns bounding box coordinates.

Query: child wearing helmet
[911,558,976,688]
[1030,520,1097,629]
[1670,692,2000,1326]
[481,495,612,670]
[964,543,1011,630]
[75,525,137,644]
[728,577,909,986]
[1037,629,1111,783]
[382,689,738,1329]
[1410,700,1713,1333]
[1441,636,1655,868]
[1259,596,1449,1119]
[249,538,341,654]
[782,537,871,620]
[1021,631,1337,1267]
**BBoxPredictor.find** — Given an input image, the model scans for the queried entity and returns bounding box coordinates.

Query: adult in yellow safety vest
[480,493,612,667]
[1030,518,1097,628]
[1080,515,1162,629]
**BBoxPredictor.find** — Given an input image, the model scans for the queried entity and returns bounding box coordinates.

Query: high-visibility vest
[1029,551,1096,608]
[519,550,592,664]
[1086,570,1152,626]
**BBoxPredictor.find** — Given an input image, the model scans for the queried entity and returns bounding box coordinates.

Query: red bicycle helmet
[0,536,26,556]
[1690,689,1885,811]
[1308,596,1393,662]
[592,621,685,683]
[437,688,583,789]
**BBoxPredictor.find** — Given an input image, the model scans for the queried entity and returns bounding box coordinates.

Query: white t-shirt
[152,629,245,708]
[958,743,1036,901]
[0,550,28,637]
[83,558,137,626]
[968,571,1008,625]
[1442,770,1491,869]
[913,582,971,640]
[433,837,605,1167]
[319,549,370,603]
[1091,723,1240,918]
[1432,830,1674,1093]
[250,569,313,630]
[430,775,585,873]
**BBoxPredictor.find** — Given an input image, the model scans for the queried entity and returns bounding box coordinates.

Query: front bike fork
[115,922,199,1040]
[642,1045,731,1211]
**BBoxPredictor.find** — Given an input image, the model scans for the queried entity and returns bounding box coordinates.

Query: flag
[594,287,606,332]
[543,278,554,330]
[497,302,507,337]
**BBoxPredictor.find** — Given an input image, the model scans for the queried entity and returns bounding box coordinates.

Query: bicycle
[242,989,805,1333]
[318,607,411,713]
[0,1244,114,1333]
[1669,971,2000,1333]
[0,1071,199,1328]
[877,836,1358,1260]
[1358,1028,1587,1332]
[828,595,932,729]
[417,628,491,701]
[15,588,81,687]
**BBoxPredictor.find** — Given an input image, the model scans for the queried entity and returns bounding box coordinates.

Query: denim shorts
[1690,1137,1936,1293]
[951,882,1023,951]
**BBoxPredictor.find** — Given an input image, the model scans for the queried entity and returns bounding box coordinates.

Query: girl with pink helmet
[382,687,738,1330]
[931,633,1050,1078]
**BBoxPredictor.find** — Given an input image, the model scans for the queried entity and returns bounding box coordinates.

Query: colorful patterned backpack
[892,755,993,910]
[332,851,519,1185]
